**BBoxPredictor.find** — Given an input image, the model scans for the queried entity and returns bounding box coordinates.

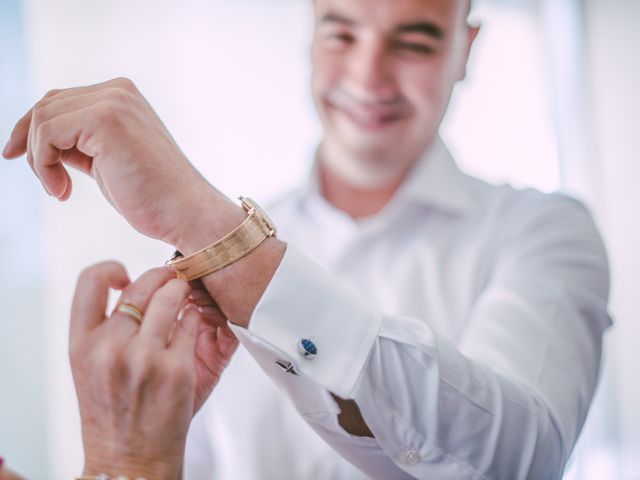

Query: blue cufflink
[297,338,317,358]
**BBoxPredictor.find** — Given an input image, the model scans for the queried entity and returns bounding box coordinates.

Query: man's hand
[3,77,286,328]
[69,262,231,479]
[2,77,221,246]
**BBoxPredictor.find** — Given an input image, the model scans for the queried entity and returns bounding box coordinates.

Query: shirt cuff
[228,244,382,398]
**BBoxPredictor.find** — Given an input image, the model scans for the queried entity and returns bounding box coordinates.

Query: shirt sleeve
[227,194,611,480]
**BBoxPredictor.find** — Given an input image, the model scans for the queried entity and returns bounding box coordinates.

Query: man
[3,0,610,478]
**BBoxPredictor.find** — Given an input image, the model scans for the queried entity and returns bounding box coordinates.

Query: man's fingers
[2,77,137,160]
[30,92,106,178]
[33,142,70,197]
[140,279,191,345]
[60,147,94,176]
[107,266,177,339]
[3,108,33,159]
[71,261,130,342]
[58,172,74,201]
[4,89,69,159]
[31,107,96,199]
[32,78,136,113]
[35,89,121,128]
[32,109,83,198]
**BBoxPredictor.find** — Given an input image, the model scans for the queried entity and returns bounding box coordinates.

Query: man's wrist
[199,236,286,328]
[173,191,246,257]
[170,192,286,328]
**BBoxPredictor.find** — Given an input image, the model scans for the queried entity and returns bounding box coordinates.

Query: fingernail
[198,305,218,316]
[179,302,195,320]
[162,265,176,275]
[2,141,10,157]
[184,302,198,312]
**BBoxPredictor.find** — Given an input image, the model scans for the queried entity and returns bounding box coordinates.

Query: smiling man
[3,0,610,478]
[313,0,473,196]
[182,0,610,478]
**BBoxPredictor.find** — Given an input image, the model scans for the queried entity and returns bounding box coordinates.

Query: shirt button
[402,447,420,465]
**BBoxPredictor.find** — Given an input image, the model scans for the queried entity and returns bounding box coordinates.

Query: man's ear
[458,24,481,81]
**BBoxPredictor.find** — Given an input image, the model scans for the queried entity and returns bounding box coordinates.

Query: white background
[0,0,638,478]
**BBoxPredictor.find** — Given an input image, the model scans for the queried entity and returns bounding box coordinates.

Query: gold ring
[116,302,144,324]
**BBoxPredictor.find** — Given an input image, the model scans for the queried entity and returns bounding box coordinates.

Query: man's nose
[345,40,397,103]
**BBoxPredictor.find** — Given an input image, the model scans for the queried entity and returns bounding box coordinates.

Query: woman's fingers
[187,288,228,329]
[140,278,191,346]
[187,287,212,303]
[218,324,239,358]
[107,266,177,339]
[170,306,201,355]
[70,261,130,343]
[195,324,238,376]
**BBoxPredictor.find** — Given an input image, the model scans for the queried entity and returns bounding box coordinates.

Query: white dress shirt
[184,139,610,479]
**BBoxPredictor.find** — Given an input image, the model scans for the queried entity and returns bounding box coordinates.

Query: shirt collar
[300,136,473,220]
[393,137,473,215]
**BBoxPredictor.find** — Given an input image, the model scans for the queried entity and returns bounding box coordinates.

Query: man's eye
[394,42,434,54]
[326,32,355,45]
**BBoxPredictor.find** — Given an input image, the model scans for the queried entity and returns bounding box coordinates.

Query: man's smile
[326,89,411,131]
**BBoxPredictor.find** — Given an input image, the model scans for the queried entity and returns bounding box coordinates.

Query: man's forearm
[173,191,373,437]
[173,190,285,327]
[199,236,286,327]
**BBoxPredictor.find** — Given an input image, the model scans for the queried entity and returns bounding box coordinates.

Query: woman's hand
[0,459,24,480]
[69,262,229,479]
[186,280,239,414]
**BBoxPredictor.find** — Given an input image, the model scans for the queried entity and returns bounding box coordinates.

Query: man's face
[311,0,477,174]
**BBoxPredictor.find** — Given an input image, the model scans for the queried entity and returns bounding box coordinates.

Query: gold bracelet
[167,197,277,281]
